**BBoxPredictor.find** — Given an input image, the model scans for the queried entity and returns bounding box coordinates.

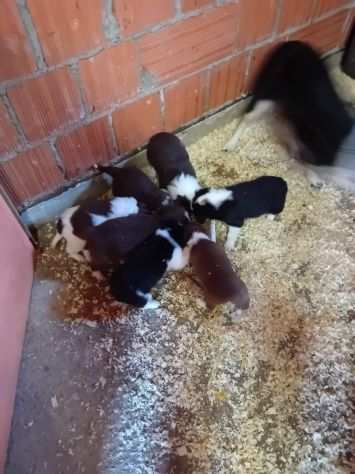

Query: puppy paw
[307,170,324,189]
[223,140,237,152]
[225,243,235,252]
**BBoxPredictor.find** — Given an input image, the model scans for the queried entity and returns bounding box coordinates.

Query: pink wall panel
[0,195,33,472]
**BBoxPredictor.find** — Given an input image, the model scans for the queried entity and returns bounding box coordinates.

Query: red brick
[314,0,349,17]
[277,0,317,33]
[207,54,248,110]
[0,146,63,205]
[138,4,238,83]
[290,10,349,53]
[164,72,207,131]
[80,43,140,113]
[114,0,175,36]
[8,68,81,142]
[28,0,103,65]
[57,118,115,179]
[246,41,280,91]
[238,0,278,48]
[0,102,18,155]
[113,94,163,153]
[0,1,35,81]
[181,0,213,13]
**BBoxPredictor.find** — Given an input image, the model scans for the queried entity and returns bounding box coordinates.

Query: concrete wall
[0,0,353,209]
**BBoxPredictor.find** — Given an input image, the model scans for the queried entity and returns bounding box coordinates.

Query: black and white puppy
[109,219,190,309]
[85,202,189,273]
[147,132,201,210]
[51,197,139,262]
[192,176,288,249]
[97,164,171,211]
[224,41,355,191]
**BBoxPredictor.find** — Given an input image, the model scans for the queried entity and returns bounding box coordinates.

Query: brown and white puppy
[147,132,201,209]
[51,197,139,262]
[97,164,171,211]
[185,225,250,310]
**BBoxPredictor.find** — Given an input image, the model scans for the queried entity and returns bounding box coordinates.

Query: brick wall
[0,0,353,208]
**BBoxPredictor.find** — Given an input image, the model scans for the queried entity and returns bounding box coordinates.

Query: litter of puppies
[52,130,287,313]
[33,40,355,473]
[44,40,355,318]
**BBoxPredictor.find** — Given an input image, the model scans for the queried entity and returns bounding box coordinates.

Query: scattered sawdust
[37,66,355,473]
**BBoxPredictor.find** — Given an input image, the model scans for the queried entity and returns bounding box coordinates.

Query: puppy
[85,202,189,273]
[192,176,288,249]
[51,197,139,261]
[147,132,201,209]
[224,41,355,191]
[186,227,250,310]
[97,164,170,211]
[109,219,190,309]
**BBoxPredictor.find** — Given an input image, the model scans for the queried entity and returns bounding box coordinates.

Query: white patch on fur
[187,231,210,248]
[136,290,160,310]
[195,188,233,209]
[58,206,87,261]
[156,228,188,271]
[225,226,241,250]
[91,197,139,226]
[156,228,179,248]
[91,214,109,226]
[167,174,201,201]
[167,246,189,271]
[110,197,139,217]
[210,220,216,242]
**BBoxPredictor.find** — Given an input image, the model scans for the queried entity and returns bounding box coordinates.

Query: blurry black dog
[224,41,355,192]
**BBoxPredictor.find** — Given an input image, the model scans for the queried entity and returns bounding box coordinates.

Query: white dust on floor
[41,67,355,473]
[99,122,355,473]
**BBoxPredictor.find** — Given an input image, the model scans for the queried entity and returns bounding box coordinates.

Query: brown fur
[189,238,250,310]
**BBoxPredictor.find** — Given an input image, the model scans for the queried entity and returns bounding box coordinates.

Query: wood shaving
[36,66,355,473]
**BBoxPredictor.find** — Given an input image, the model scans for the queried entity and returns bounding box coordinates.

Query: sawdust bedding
[38,67,355,473]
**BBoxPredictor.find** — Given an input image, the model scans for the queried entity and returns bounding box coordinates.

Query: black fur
[56,218,63,234]
[71,199,117,240]
[193,176,288,227]
[97,165,168,211]
[85,210,159,271]
[249,41,353,166]
[109,222,189,307]
[147,132,197,188]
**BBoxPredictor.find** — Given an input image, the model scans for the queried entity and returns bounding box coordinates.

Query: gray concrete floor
[5,270,205,474]
[5,276,129,474]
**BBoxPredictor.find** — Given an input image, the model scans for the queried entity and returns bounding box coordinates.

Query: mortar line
[16,0,47,70]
